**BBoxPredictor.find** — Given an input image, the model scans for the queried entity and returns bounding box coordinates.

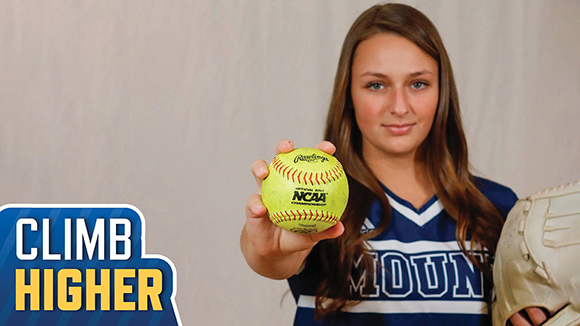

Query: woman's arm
[240,140,344,279]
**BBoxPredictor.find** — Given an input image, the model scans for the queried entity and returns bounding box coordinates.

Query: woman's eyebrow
[360,72,387,78]
[409,70,434,77]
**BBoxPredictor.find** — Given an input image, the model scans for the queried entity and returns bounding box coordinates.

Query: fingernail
[258,166,268,176]
[253,204,265,215]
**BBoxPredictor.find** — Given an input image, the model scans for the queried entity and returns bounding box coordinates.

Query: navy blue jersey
[288,177,518,325]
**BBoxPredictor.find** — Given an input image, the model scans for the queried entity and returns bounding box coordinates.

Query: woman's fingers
[275,139,294,155]
[251,159,269,192]
[508,307,549,326]
[314,140,336,155]
[525,307,548,325]
[274,139,336,156]
[310,222,344,243]
[508,311,531,326]
[245,193,267,219]
[278,222,344,255]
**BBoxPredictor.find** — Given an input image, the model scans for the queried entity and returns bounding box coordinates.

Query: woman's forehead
[351,34,438,77]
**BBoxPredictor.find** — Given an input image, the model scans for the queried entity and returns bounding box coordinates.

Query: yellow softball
[261,147,349,234]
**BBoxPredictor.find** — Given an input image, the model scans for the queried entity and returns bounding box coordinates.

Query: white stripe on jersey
[367,239,478,253]
[385,193,444,226]
[296,295,488,315]
[363,218,376,231]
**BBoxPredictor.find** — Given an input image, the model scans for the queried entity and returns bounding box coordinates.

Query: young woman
[241,3,548,326]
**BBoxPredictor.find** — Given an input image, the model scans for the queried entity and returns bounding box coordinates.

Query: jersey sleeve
[473,176,519,220]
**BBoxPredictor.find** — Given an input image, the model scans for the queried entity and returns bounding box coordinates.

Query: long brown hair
[317,3,504,319]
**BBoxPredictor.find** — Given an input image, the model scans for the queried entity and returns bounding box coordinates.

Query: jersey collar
[380,183,443,227]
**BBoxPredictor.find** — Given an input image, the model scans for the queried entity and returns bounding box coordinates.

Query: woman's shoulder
[473,176,519,219]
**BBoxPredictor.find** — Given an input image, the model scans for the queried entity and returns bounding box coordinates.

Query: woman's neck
[364,150,434,209]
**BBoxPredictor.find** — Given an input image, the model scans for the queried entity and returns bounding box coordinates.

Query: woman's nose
[387,88,410,116]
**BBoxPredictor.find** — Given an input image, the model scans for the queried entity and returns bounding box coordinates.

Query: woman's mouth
[385,123,414,135]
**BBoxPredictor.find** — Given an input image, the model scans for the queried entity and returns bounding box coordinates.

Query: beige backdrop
[1,1,579,325]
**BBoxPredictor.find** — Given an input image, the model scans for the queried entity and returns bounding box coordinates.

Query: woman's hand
[508,307,549,326]
[240,139,344,279]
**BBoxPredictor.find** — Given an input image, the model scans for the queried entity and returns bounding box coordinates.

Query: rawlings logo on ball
[261,148,349,234]
[294,154,329,164]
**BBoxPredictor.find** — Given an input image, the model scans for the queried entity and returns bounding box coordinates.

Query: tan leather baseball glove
[493,180,580,326]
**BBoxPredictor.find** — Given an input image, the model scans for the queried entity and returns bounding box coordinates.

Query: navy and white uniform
[288,177,518,326]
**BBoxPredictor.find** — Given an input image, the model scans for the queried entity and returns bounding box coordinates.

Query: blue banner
[0,204,181,326]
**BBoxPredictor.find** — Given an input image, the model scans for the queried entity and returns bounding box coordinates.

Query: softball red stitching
[269,210,339,224]
[271,158,345,185]
[273,157,282,170]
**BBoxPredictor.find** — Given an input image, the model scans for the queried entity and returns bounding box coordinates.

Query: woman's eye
[411,81,428,89]
[367,82,384,90]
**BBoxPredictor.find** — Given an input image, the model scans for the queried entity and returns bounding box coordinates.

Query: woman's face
[350,33,439,161]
